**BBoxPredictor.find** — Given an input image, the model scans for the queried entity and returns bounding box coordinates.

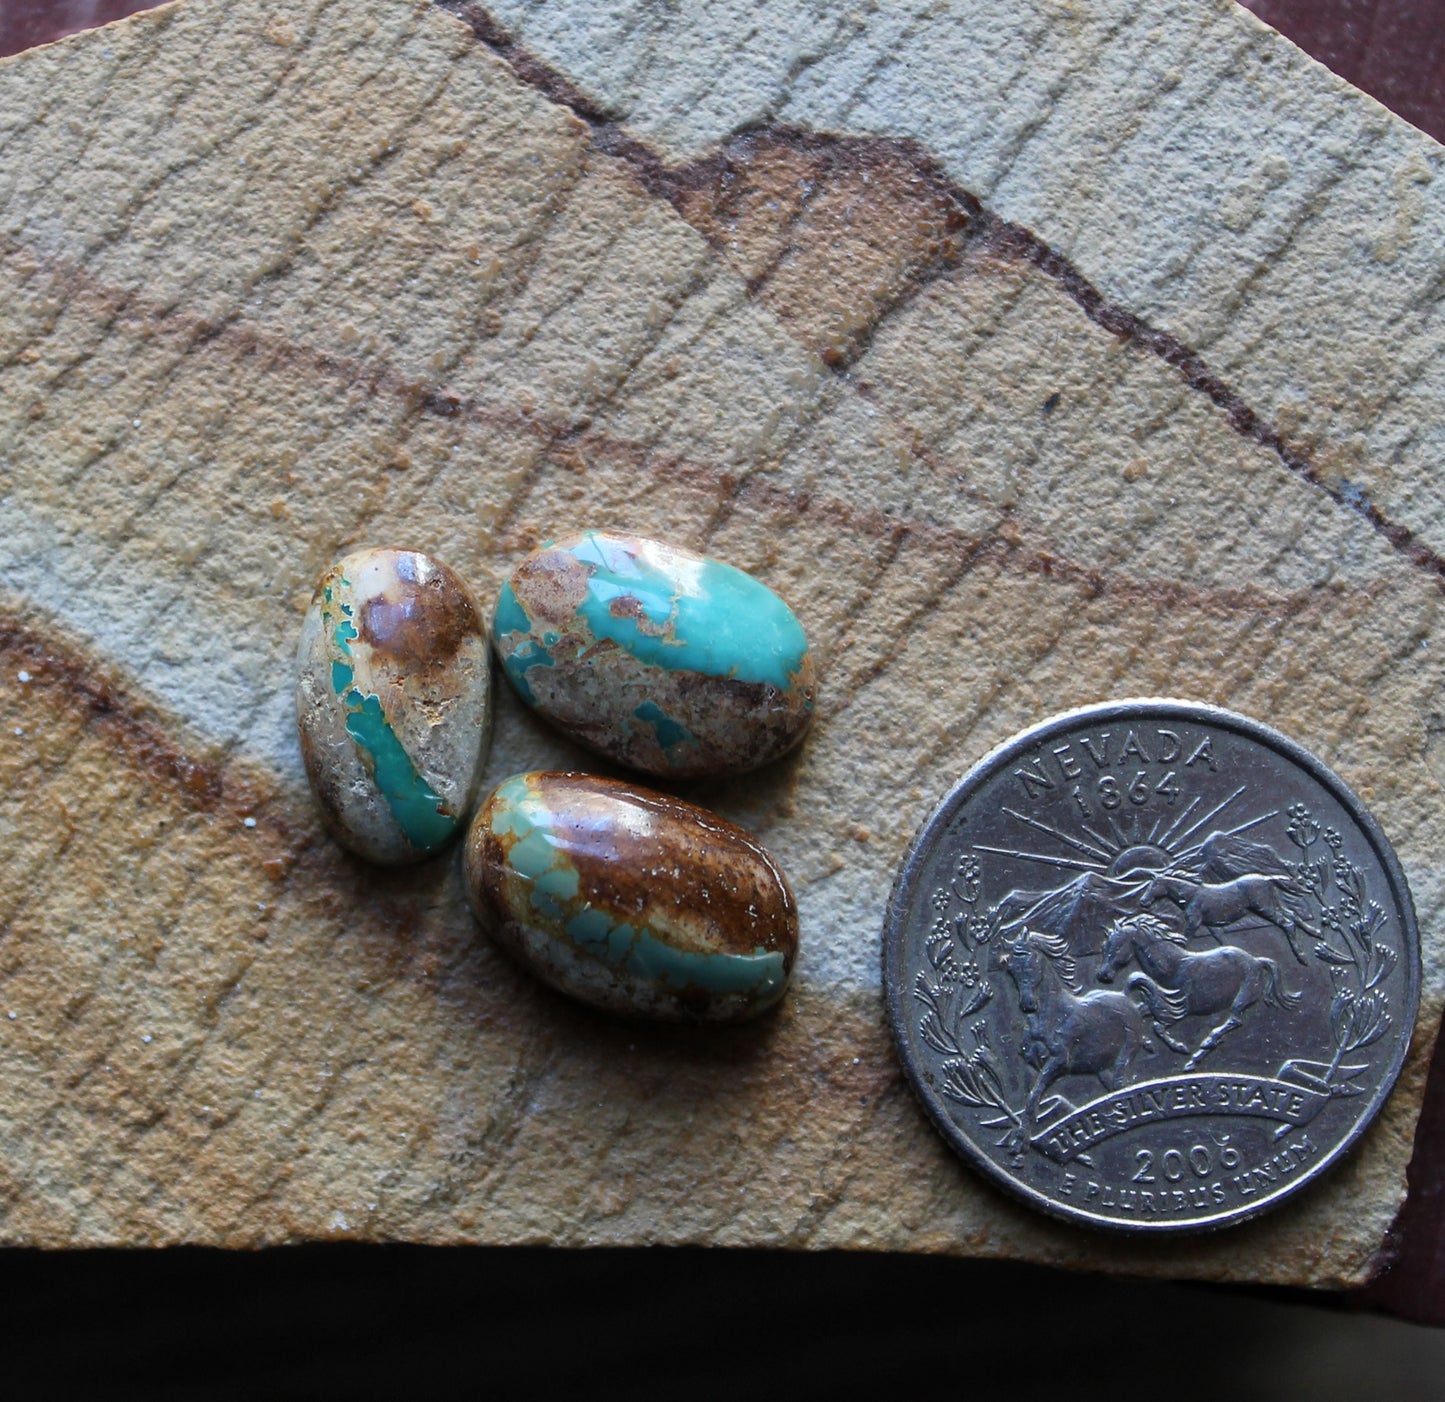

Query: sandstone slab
[0,0,1443,1285]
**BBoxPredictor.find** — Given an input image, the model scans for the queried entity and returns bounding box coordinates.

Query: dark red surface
[2,0,1445,1326]
[0,0,159,57]
[1242,0,1445,142]
[1361,1018,1445,1321]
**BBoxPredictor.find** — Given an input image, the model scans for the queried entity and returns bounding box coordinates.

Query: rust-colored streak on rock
[445,0,973,371]
[0,237,1314,627]
[439,0,1445,593]
[437,1,610,122]
[626,446,1341,625]
[0,609,309,854]
[975,215,1445,588]
[669,130,972,369]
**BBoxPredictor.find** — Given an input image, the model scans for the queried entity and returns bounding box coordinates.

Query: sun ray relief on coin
[883,701,1420,1233]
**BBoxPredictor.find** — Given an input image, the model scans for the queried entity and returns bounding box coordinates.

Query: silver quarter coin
[883,700,1420,1233]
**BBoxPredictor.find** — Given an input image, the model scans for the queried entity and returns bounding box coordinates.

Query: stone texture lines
[0,0,1442,1282]
[447,1,1445,592]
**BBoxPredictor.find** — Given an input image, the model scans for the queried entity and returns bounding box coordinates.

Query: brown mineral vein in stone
[0,621,940,1248]
[635,448,1358,629]
[0,235,1318,630]
[665,129,971,371]
[0,606,310,862]
[438,0,1445,593]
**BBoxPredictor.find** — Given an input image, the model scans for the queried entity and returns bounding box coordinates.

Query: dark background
[2,2,1445,1395]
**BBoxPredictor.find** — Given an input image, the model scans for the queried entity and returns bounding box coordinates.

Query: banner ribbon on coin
[884,701,1420,1231]
[1031,1074,1330,1164]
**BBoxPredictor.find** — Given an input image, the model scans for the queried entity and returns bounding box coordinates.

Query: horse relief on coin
[883,700,1420,1233]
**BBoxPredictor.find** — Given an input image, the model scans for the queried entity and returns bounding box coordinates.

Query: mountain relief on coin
[883,702,1420,1233]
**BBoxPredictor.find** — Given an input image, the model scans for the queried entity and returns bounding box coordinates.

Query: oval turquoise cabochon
[492,531,816,778]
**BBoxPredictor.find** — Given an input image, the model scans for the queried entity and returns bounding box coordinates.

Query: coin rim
[882,698,1423,1235]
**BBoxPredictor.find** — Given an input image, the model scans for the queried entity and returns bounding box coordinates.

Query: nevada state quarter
[883,700,1420,1233]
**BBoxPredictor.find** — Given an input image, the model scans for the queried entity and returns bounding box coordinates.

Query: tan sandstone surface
[0,0,1442,1284]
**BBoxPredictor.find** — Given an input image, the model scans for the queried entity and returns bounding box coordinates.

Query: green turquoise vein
[325,578,455,851]
[493,532,810,710]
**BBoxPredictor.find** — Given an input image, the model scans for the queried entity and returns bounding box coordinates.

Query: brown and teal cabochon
[492,531,815,778]
[466,772,799,1022]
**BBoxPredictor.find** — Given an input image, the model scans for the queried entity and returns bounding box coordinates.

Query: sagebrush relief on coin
[884,701,1421,1233]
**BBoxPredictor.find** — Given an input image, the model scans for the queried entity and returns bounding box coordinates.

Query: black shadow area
[0,1246,1443,1400]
